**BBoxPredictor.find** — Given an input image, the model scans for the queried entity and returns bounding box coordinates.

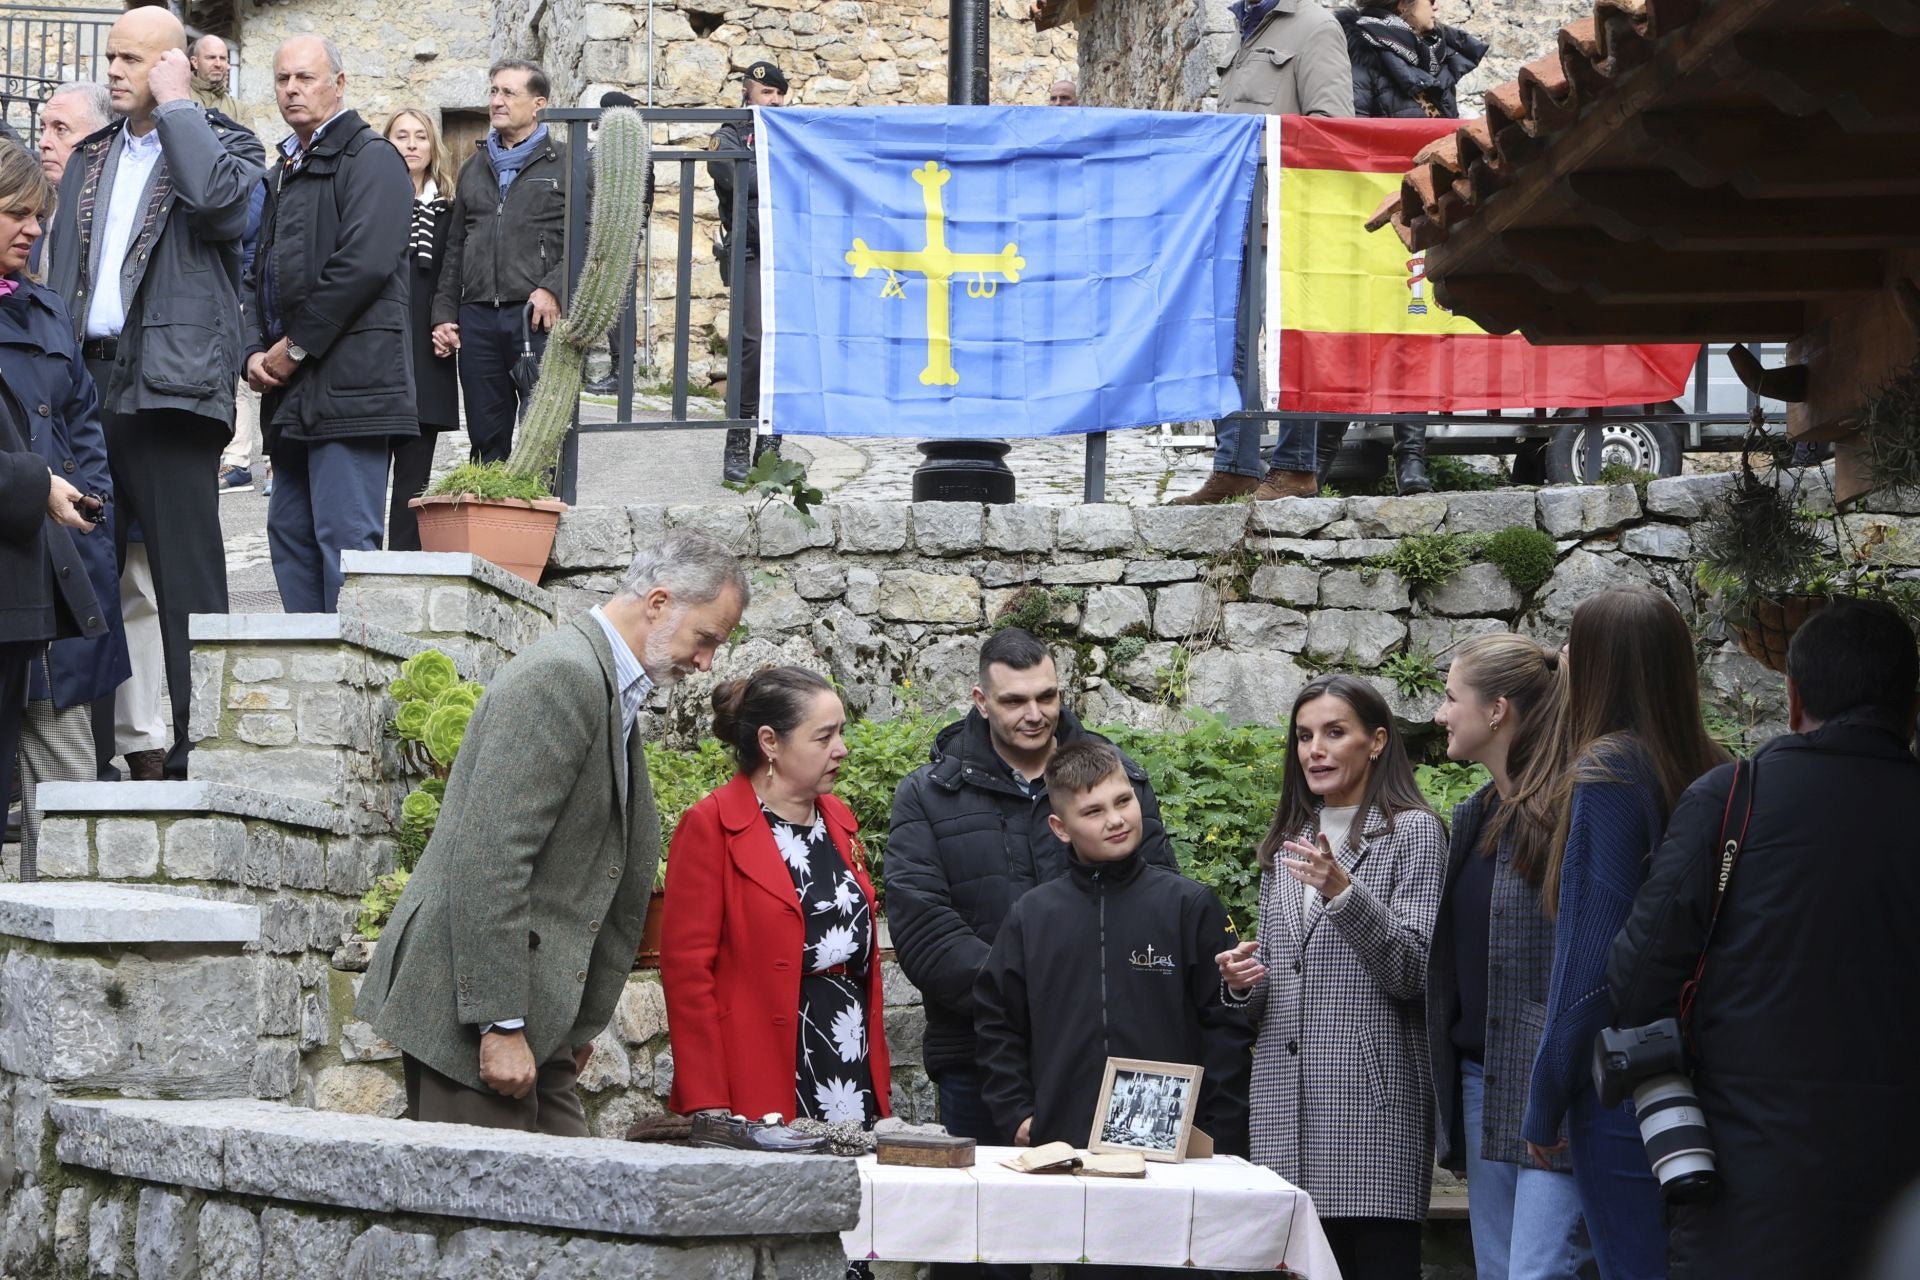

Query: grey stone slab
[343,1225,437,1278]
[876,572,981,624]
[95,820,160,880]
[1133,504,1248,554]
[0,1184,49,1274]
[339,550,557,613]
[1536,484,1641,538]
[1320,569,1410,612]
[1152,582,1220,639]
[627,505,671,551]
[910,502,984,555]
[133,1188,191,1280]
[163,820,248,883]
[1441,490,1538,535]
[1342,495,1448,537]
[756,507,836,558]
[1621,523,1693,560]
[1249,497,1343,536]
[1644,472,1733,519]
[1078,586,1150,640]
[1220,603,1308,652]
[32,781,347,836]
[1409,616,1508,665]
[54,1188,88,1275]
[1188,649,1309,726]
[259,1208,354,1278]
[984,505,1055,552]
[0,883,258,945]
[1305,609,1408,668]
[36,818,91,878]
[1248,563,1319,607]
[833,502,910,553]
[549,507,637,570]
[1425,562,1522,617]
[1056,503,1137,552]
[51,1100,861,1239]
[194,1203,259,1280]
[790,563,849,600]
[1122,559,1199,585]
[87,1193,127,1279]
[1038,560,1125,586]
[665,505,752,553]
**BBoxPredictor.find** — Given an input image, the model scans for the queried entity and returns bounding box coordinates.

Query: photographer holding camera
[1610,599,1920,1280]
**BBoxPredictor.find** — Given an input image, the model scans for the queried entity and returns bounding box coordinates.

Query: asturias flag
[1269,116,1698,413]
[757,107,1264,438]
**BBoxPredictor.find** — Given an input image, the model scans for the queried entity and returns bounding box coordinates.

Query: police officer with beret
[707,61,785,483]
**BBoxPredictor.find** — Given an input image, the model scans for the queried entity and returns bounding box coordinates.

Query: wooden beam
[1564,171,1920,251]
[1850,0,1920,38]
[1434,273,1805,342]
[1496,229,1886,301]
[1426,0,1803,280]
[1726,31,1920,133]
[1791,249,1920,445]
[1636,110,1920,199]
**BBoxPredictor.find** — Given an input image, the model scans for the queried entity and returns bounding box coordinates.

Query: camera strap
[1679,758,1756,1046]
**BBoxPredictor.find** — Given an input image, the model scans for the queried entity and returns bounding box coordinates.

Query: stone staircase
[26,552,560,1111]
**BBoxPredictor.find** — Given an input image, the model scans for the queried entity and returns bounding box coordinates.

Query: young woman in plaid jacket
[1217,674,1447,1280]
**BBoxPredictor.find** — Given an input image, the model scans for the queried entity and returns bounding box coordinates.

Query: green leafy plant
[384,650,485,879]
[1415,761,1491,813]
[1380,649,1443,698]
[1153,644,1193,706]
[427,108,650,500]
[994,585,1084,637]
[1599,462,1657,500]
[1108,635,1148,668]
[1858,352,1920,494]
[1373,532,1469,590]
[356,869,410,940]
[730,450,825,529]
[1426,456,1505,492]
[1475,526,1558,595]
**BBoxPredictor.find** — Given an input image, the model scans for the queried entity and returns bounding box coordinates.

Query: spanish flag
[1270,116,1698,414]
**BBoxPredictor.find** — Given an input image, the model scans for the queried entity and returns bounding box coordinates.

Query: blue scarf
[485,124,548,199]
[1230,0,1282,39]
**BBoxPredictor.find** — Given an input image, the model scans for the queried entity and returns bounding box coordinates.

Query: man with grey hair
[246,33,414,612]
[357,530,748,1134]
[36,83,111,184]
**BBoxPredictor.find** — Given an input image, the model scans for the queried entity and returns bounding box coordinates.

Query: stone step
[31,782,390,958]
[184,614,475,829]
[0,880,259,946]
[337,549,558,679]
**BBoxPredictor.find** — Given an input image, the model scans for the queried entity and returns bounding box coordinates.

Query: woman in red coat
[662,665,892,1128]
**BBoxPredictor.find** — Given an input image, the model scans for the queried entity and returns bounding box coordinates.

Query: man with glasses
[430,60,567,463]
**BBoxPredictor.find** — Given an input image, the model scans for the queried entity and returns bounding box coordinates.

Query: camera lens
[1633,1076,1719,1204]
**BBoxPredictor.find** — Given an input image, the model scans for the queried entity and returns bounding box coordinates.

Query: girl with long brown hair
[1217,673,1447,1280]
[1428,635,1593,1280]
[1517,590,1728,1280]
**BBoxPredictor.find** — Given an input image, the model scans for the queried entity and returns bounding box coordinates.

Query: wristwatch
[286,342,308,363]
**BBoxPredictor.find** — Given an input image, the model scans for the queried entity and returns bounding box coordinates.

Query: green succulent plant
[424,703,473,770]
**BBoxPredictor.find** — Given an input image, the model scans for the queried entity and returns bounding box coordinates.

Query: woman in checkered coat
[1219,674,1448,1280]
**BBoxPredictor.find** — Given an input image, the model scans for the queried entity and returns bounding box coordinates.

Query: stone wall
[1073,0,1593,114]
[540,476,1813,748]
[226,0,499,143]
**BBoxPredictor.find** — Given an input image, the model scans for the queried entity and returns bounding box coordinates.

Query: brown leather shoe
[1167,471,1260,505]
[124,750,167,782]
[1252,469,1321,501]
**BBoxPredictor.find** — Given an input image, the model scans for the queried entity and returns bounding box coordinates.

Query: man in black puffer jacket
[887,630,1178,1163]
[245,36,415,614]
[1611,598,1920,1280]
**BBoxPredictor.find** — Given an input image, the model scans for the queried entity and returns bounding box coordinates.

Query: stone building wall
[1073,0,1594,114]
[223,0,501,144]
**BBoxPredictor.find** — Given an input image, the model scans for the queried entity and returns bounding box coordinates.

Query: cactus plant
[503,106,652,485]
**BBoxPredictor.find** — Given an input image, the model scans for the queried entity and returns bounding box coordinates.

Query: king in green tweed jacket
[356,537,746,1130]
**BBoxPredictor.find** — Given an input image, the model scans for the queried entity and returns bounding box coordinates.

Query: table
[842,1146,1343,1276]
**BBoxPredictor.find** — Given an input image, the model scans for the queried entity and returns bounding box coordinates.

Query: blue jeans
[1568,1085,1667,1280]
[267,436,390,613]
[1211,271,1317,477]
[1462,1060,1595,1280]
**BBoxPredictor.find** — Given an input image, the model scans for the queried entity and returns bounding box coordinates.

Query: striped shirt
[591,606,652,795]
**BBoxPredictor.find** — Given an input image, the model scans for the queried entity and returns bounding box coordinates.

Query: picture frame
[1087,1057,1203,1163]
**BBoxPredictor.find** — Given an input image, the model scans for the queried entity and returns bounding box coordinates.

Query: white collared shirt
[83,123,164,340]
[590,605,653,784]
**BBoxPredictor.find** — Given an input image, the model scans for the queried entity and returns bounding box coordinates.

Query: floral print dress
[764,804,880,1126]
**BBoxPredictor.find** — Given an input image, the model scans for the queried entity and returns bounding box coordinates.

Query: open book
[999,1142,1147,1179]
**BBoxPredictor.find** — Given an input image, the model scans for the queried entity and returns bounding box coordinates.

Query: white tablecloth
[842,1147,1343,1277]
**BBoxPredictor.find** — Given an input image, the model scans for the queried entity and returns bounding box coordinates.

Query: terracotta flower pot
[1731,593,1830,674]
[635,887,667,969]
[410,494,567,585]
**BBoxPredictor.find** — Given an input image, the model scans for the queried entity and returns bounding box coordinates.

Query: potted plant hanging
[412,107,651,584]
[1695,416,1920,672]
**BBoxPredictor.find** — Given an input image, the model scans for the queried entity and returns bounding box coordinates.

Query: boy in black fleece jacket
[974,741,1252,1159]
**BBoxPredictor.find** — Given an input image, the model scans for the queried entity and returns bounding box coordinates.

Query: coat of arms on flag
[755,107,1265,438]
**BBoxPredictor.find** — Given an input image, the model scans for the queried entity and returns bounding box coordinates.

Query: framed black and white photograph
[1088,1058,1203,1163]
